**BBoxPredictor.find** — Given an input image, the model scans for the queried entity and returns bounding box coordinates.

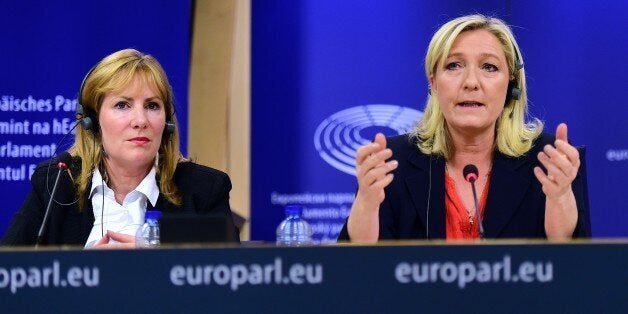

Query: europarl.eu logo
[314,104,422,175]
[606,149,628,162]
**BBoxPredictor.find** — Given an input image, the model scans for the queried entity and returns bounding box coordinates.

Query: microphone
[36,152,71,247]
[463,164,484,239]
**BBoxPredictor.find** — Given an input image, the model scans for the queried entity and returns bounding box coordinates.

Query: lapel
[483,152,532,237]
[404,149,446,239]
[152,176,179,213]
[152,194,177,213]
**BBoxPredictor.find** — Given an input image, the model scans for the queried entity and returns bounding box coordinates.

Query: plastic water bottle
[276,205,313,246]
[136,210,162,248]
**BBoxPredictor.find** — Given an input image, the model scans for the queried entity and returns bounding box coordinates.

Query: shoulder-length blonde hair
[69,48,183,208]
[410,14,543,159]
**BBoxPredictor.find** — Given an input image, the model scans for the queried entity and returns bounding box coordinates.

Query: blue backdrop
[252,0,628,241]
[0,1,191,235]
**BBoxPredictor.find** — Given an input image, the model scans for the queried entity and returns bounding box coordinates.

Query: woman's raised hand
[347,133,398,242]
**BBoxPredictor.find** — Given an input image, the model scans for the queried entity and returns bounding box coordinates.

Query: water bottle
[136,210,162,248]
[276,205,313,246]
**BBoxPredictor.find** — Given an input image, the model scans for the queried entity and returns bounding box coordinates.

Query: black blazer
[338,133,591,240]
[2,155,240,245]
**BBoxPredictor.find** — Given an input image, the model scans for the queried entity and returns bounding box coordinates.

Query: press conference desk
[1,240,626,314]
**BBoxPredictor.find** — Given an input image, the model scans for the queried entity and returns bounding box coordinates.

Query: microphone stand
[36,162,67,247]
[464,164,484,239]
[468,178,485,239]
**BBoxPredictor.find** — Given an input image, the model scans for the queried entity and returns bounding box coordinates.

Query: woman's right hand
[91,230,136,249]
[347,133,398,243]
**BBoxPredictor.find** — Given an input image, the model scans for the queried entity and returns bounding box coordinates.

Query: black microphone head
[463,164,479,183]
[53,152,75,172]
[55,152,73,165]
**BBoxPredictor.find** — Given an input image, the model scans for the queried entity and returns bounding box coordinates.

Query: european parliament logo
[314,104,423,175]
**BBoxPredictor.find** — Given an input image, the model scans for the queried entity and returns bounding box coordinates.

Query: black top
[338,133,591,240]
[2,154,240,245]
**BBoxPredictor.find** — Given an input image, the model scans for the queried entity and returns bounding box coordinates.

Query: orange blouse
[445,172,491,240]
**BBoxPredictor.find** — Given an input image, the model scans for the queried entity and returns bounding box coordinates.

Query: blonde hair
[410,14,543,158]
[69,48,183,208]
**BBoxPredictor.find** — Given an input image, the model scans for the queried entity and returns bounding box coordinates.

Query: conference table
[1,240,626,313]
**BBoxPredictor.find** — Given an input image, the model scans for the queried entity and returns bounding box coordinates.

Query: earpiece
[507,46,524,101]
[514,58,524,71]
[77,64,99,134]
[165,120,176,136]
[507,81,521,101]
[76,103,98,133]
[81,115,97,132]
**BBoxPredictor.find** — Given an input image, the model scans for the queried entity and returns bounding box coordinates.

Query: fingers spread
[537,152,568,185]
[554,140,580,168]
[372,173,394,190]
[356,133,389,166]
[543,145,570,171]
[353,134,395,208]
[542,143,580,180]
[362,160,397,186]
[357,148,393,178]
[356,142,382,165]
[534,166,554,187]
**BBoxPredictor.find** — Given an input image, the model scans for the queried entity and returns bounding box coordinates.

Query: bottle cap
[285,205,303,217]
[145,210,162,221]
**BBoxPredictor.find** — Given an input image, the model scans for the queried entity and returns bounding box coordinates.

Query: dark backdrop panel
[0,1,191,235]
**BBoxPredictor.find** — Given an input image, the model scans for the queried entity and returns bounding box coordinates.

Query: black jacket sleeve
[2,163,51,245]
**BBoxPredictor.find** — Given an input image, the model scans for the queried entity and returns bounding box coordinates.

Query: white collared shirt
[84,167,160,248]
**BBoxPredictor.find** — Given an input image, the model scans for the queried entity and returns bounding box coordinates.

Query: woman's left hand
[534,123,580,239]
[92,230,136,249]
[533,123,580,199]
